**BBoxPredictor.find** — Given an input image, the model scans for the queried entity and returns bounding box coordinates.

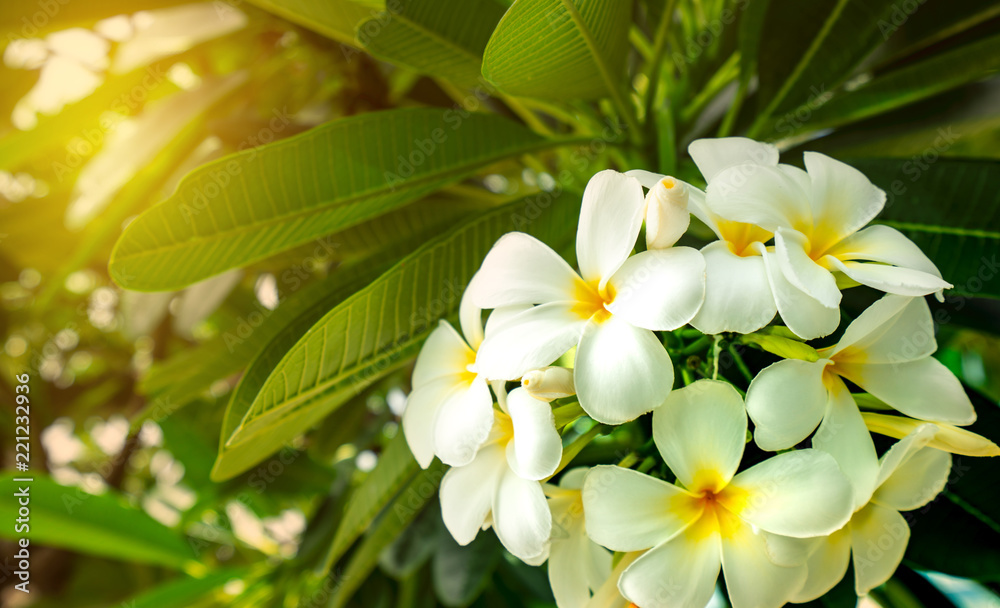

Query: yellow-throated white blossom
[793,425,952,599]
[583,380,854,608]
[746,295,974,502]
[697,138,949,338]
[439,386,562,564]
[467,169,706,424]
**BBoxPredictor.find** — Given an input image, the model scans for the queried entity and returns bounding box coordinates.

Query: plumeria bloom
[545,467,612,608]
[746,295,975,498]
[439,386,562,564]
[583,380,854,608]
[698,138,949,339]
[584,552,642,608]
[403,291,495,468]
[793,425,952,599]
[467,170,706,424]
[629,139,778,336]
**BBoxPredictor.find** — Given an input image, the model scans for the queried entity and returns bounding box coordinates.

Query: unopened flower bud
[521,366,575,401]
[645,177,690,250]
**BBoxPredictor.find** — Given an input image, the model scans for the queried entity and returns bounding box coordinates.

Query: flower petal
[577,170,645,289]
[836,358,976,425]
[829,294,935,364]
[789,528,852,603]
[826,224,942,278]
[574,316,674,424]
[707,164,812,233]
[862,413,1000,457]
[466,232,582,308]
[549,514,612,608]
[803,152,885,253]
[812,378,880,507]
[606,247,706,331]
[440,444,505,545]
[493,467,552,562]
[644,176,690,250]
[874,445,951,512]
[688,137,779,182]
[720,518,808,608]
[403,375,456,468]
[459,288,485,350]
[775,227,841,308]
[413,321,474,387]
[850,503,910,596]
[475,302,587,380]
[824,257,952,297]
[653,379,747,492]
[617,529,721,608]
[745,359,830,451]
[583,465,701,552]
[505,387,562,481]
[690,241,776,334]
[434,376,495,467]
[756,243,841,339]
[728,449,853,538]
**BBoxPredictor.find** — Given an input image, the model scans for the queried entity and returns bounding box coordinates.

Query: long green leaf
[481,0,633,101]
[359,0,507,88]
[324,432,419,568]
[750,0,898,136]
[849,158,1000,299]
[138,196,476,417]
[110,108,554,291]
[212,191,580,477]
[242,0,381,46]
[0,474,195,569]
[329,462,446,608]
[117,569,247,608]
[775,33,1000,137]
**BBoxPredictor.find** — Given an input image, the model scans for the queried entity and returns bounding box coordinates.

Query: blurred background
[1,1,999,607]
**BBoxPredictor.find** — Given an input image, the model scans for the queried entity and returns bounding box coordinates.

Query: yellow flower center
[571,278,614,322]
[717,220,772,257]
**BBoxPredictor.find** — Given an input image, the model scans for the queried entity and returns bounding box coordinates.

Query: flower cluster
[403,138,999,608]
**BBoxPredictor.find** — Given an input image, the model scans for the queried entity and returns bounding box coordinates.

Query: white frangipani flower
[583,380,854,608]
[583,552,642,608]
[467,169,707,424]
[545,467,612,608]
[628,139,780,336]
[402,292,495,468]
[792,425,952,600]
[642,175,690,250]
[439,386,562,564]
[522,366,576,401]
[746,295,974,501]
[701,139,949,339]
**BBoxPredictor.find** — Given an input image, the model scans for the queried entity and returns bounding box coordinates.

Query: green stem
[681,335,713,356]
[726,342,754,384]
[681,52,740,124]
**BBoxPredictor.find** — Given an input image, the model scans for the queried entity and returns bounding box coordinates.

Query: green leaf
[329,462,446,608]
[776,33,1000,137]
[210,264,389,481]
[751,0,899,136]
[433,531,502,607]
[325,432,420,567]
[0,474,195,569]
[212,191,579,478]
[905,387,1000,579]
[481,0,634,101]
[846,158,1000,299]
[138,196,475,420]
[117,569,247,608]
[243,0,381,46]
[110,108,555,291]
[359,0,507,88]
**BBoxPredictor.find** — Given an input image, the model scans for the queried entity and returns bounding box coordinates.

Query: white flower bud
[645,176,690,250]
[521,366,575,401]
